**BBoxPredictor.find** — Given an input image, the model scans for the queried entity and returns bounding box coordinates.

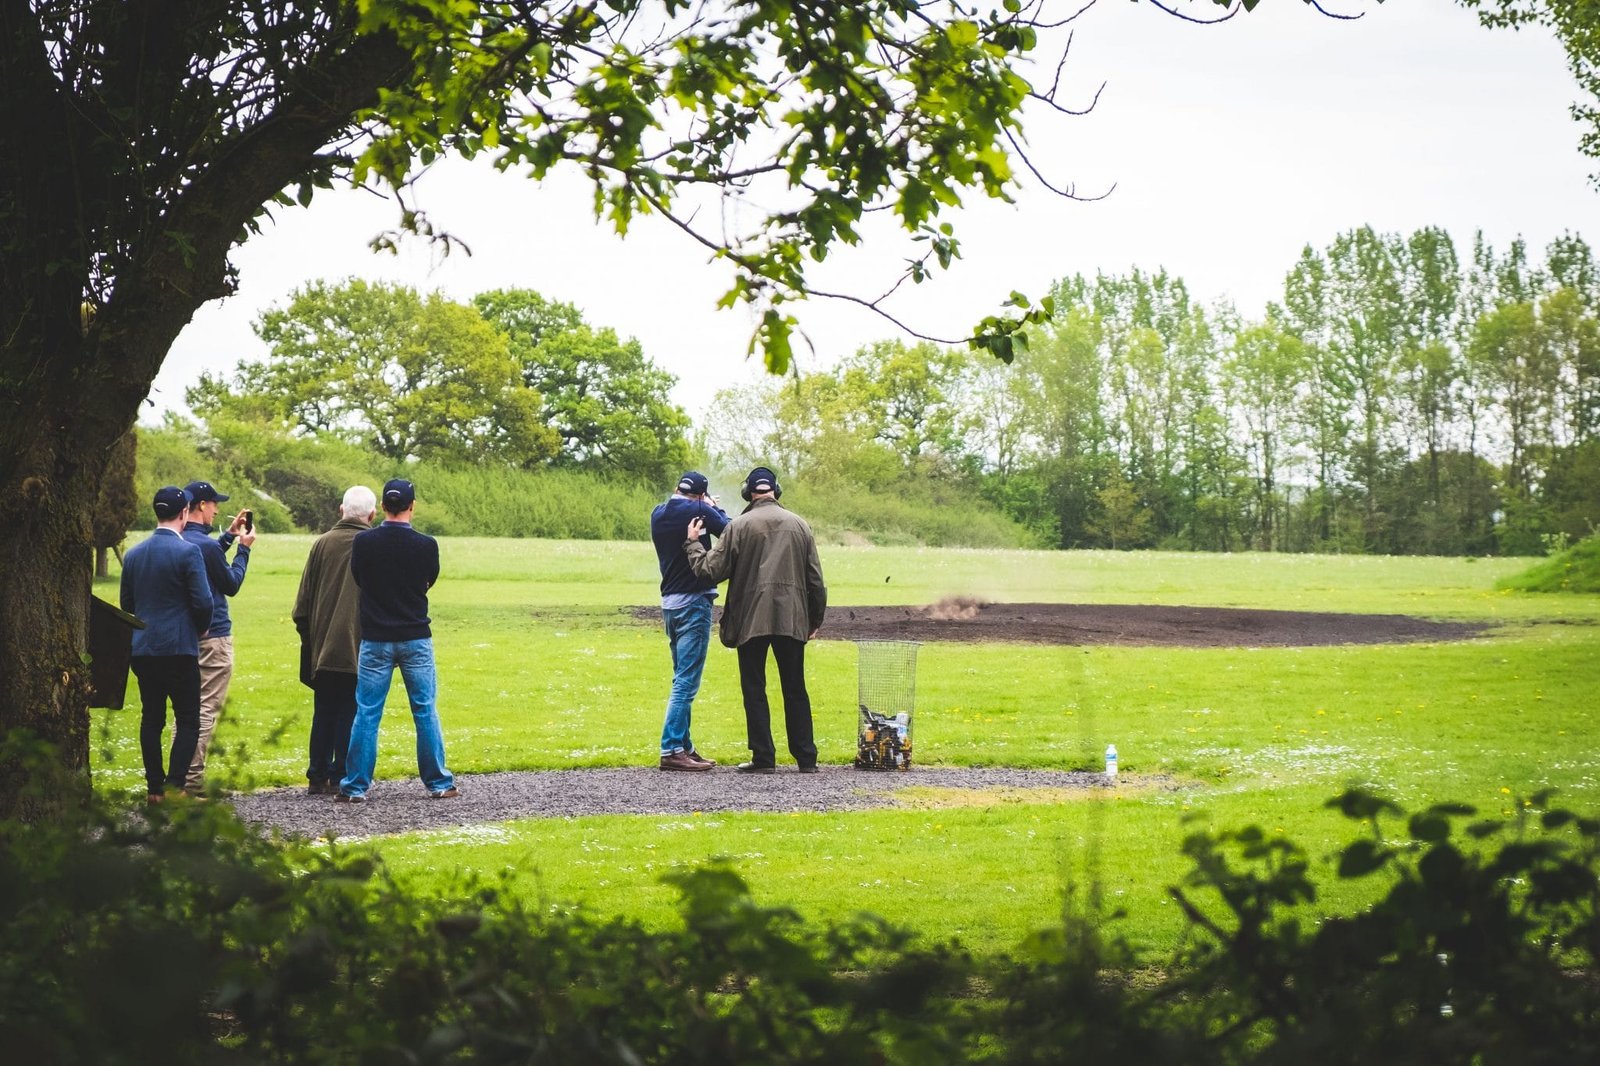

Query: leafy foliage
[189,279,558,467]
[474,288,692,484]
[91,429,139,571]
[7,723,1600,1062]
[134,418,661,541]
[1498,530,1600,592]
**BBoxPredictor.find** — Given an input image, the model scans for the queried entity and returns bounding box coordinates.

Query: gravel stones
[228,765,1115,840]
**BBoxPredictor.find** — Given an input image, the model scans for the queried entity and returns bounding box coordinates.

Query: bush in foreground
[3,736,1597,1063]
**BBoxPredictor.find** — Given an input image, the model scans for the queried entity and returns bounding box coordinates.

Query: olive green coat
[684,498,826,647]
[291,516,368,681]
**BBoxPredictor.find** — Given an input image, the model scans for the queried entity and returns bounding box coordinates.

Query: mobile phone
[240,508,253,533]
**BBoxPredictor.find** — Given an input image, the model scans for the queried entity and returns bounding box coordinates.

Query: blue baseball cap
[183,480,229,503]
[382,478,416,511]
[152,486,191,520]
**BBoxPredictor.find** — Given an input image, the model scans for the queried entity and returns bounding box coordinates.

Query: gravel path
[228,765,1118,839]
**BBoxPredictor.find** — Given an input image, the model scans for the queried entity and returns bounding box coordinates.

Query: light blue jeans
[660,597,713,756]
[341,638,454,797]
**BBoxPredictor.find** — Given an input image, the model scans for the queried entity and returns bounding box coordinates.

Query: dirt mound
[925,596,988,621]
[633,602,1487,647]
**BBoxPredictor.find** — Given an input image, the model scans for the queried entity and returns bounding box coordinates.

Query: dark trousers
[306,671,358,785]
[130,655,201,796]
[736,636,816,767]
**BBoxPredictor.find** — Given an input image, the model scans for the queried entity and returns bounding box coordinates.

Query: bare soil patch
[633,600,1487,648]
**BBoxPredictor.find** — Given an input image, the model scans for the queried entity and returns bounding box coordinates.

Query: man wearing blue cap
[120,486,214,803]
[649,471,729,771]
[339,479,458,802]
[180,479,256,792]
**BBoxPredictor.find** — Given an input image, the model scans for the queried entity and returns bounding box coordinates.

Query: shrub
[6,728,1597,1063]
[1497,532,1600,594]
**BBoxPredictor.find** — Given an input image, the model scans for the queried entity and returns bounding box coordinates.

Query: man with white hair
[292,485,376,794]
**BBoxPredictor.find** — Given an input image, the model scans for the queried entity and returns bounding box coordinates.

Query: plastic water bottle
[1105,744,1118,779]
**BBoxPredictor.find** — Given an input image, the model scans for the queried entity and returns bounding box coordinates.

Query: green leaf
[1337,839,1392,878]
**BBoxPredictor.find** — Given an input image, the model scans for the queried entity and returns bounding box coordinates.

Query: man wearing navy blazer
[120,486,214,804]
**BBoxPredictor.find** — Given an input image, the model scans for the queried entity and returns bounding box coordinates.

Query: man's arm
[685,518,735,585]
[201,537,247,598]
[699,500,730,537]
[291,542,319,634]
[120,558,135,616]
[349,535,368,590]
[805,535,827,636]
[185,549,214,635]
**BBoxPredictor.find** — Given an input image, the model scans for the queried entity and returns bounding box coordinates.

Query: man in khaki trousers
[179,480,256,793]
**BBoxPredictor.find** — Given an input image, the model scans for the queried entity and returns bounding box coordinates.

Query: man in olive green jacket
[292,485,376,794]
[686,466,826,773]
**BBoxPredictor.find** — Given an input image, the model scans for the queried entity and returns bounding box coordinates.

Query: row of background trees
[157,225,1599,556]
[707,225,1600,556]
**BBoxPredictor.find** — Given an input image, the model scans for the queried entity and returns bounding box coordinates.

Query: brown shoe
[687,750,717,768]
[429,787,460,799]
[307,781,334,796]
[660,751,711,772]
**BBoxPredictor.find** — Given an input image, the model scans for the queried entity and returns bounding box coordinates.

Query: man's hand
[238,529,257,548]
[227,512,249,535]
[686,517,705,541]
[705,493,720,508]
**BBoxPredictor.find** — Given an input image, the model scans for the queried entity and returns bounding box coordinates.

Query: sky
[149,0,1598,424]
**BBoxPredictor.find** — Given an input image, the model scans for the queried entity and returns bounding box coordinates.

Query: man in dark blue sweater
[649,471,728,771]
[338,479,458,802]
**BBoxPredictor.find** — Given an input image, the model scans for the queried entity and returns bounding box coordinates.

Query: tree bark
[0,16,410,817]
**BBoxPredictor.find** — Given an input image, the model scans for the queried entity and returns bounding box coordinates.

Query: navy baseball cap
[152,486,191,520]
[183,480,229,503]
[677,471,709,495]
[382,478,416,510]
[746,467,777,494]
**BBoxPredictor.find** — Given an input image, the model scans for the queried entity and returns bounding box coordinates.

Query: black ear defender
[740,467,782,501]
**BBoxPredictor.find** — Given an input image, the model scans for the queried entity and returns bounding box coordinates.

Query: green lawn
[92,537,1600,956]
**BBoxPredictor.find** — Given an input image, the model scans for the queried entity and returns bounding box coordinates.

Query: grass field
[92,537,1600,957]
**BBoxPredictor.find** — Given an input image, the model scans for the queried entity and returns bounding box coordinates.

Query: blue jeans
[660,597,713,756]
[341,638,454,797]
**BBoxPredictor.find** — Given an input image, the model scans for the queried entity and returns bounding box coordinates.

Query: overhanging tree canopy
[1,0,1591,809]
[0,0,1081,805]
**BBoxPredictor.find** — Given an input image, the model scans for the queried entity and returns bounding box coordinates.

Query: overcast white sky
[149,0,1597,423]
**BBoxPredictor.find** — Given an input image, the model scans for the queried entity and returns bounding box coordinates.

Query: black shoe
[797,764,819,774]
[735,761,776,774]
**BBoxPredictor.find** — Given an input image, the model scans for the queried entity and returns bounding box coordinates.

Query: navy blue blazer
[120,527,214,657]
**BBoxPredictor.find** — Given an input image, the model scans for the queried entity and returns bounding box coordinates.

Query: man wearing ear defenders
[685,466,827,773]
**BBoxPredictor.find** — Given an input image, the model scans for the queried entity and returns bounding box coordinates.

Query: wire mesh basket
[855,640,919,770]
